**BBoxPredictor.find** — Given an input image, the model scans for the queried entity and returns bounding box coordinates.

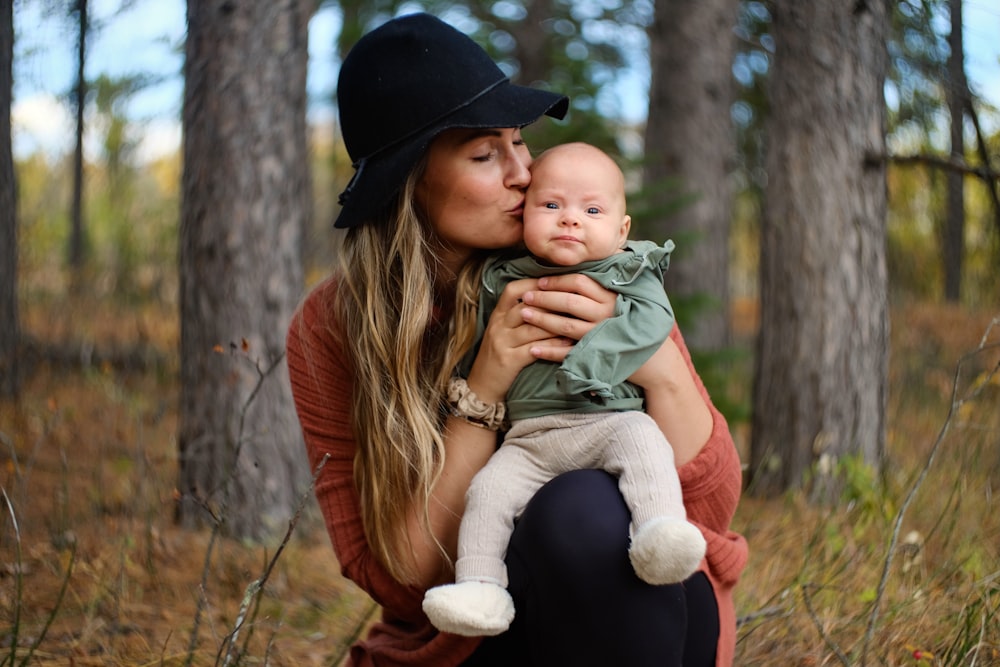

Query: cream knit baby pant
[455,410,686,587]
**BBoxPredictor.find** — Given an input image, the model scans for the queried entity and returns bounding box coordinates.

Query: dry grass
[733,304,1000,666]
[2,297,375,666]
[2,297,999,666]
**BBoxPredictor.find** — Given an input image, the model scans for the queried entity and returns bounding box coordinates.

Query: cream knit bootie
[423,580,515,637]
[629,517,707,585]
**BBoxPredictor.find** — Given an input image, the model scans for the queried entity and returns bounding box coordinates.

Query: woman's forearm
[634,337,713,466]
[403,415,497,588]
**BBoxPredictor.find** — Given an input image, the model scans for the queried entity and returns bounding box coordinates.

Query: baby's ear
[619,214,632,245]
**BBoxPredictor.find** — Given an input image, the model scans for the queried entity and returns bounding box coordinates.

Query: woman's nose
[507,154,531,189]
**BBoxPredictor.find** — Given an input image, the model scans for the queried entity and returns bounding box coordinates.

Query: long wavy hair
[332,165,488,584]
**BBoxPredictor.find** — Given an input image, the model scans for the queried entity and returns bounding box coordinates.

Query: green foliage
[16,153,72,292]
[732,1,772,196]
[689,343,753,426]
[835,453,893,526]
[626,173,694,243]
[331,1,649,157]
[887,0,948,138]
[15,145,179,304]
[886,148,1000,306]
[939,581,1000,666]
[628,173,753,427]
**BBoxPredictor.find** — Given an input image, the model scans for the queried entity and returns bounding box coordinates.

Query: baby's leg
[599,412,706,585]
[423,421,556,637]
[600,411,686,525]
[455,442,550,586]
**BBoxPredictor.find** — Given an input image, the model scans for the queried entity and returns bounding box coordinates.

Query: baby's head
[524,143,631,266]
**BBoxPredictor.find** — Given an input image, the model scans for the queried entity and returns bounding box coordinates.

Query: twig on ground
[801,582,851,667]
[737,605,789,627]
[1,487,77,667]
[1,487,22,667]
[184,349,285,666]
[217,454,330,667]
[861,316,1000,665]
[329,600,381,667]
[185,526,221,667]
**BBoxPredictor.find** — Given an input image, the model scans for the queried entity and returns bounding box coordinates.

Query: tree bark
[178,0,311,538]
[750,0,889,500]
[643,0,738,351]
[511,0,552,87]
[943,0,965,302]
[0,0,18,398]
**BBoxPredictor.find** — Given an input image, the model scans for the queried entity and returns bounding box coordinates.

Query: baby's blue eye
[545,202,558,209]
[586,207,600,215]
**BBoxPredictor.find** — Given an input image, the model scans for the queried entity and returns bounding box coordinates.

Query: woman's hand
[465,274,616,401]
[465,277,562,402]
[520,274,617,362]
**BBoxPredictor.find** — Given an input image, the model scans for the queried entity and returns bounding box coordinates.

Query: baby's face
[523,144,630,266]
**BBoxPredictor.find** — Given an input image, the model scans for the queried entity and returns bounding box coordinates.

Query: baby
[423,142,706,637]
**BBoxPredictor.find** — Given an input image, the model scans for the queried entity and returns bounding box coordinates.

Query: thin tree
[943,0,965,302]
[750,0,889,499]
[68,0,87,274]
[92,73,144,293]
[1,0,18,398]
[178,0,312,538]
[644,0,739,351]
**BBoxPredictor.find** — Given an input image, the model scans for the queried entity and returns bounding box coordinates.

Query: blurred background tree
[1,0,17,398]
[749,0,889,499]
[68,0,88,278]
[6,0,1000,510]
[176,0,313,538]
[644,0,739,353]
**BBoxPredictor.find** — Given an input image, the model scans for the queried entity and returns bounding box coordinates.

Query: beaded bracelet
[446,377,508,432]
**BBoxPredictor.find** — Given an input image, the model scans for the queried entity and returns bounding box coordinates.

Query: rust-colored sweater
[286,278,748,666]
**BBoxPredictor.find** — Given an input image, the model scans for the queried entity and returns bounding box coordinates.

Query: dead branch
[19,335,170,373]
[868,151,998,182]
[965,97,1000,238]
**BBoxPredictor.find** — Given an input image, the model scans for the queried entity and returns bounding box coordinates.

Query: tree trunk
[511,0,552,88]
[69,0,86,273]
[643,0,738,351]
[750,0,889,500]
[943,0,965,303]
[178,0,311,539]
[0,0,18,398]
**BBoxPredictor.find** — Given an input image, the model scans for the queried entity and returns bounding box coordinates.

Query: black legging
[462,469,719,667]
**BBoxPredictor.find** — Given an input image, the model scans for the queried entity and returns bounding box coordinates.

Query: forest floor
[1,296,999,666]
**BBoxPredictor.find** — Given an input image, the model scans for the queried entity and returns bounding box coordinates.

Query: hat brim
[334,82,568,229]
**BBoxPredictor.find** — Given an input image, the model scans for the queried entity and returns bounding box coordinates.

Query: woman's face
[416,127,532,274]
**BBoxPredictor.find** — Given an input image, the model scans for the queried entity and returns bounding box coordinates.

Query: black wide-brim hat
[334,13,569,229]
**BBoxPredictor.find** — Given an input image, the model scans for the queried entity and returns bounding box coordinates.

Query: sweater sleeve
[558,268,674,399]
[671,326,749,588]
[558,243,675,399]
[285,279,426,620]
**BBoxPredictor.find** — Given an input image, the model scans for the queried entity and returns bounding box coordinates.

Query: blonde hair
[333,168,486,584]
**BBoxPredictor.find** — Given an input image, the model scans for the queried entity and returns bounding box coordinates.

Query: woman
[286,13,747,667]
